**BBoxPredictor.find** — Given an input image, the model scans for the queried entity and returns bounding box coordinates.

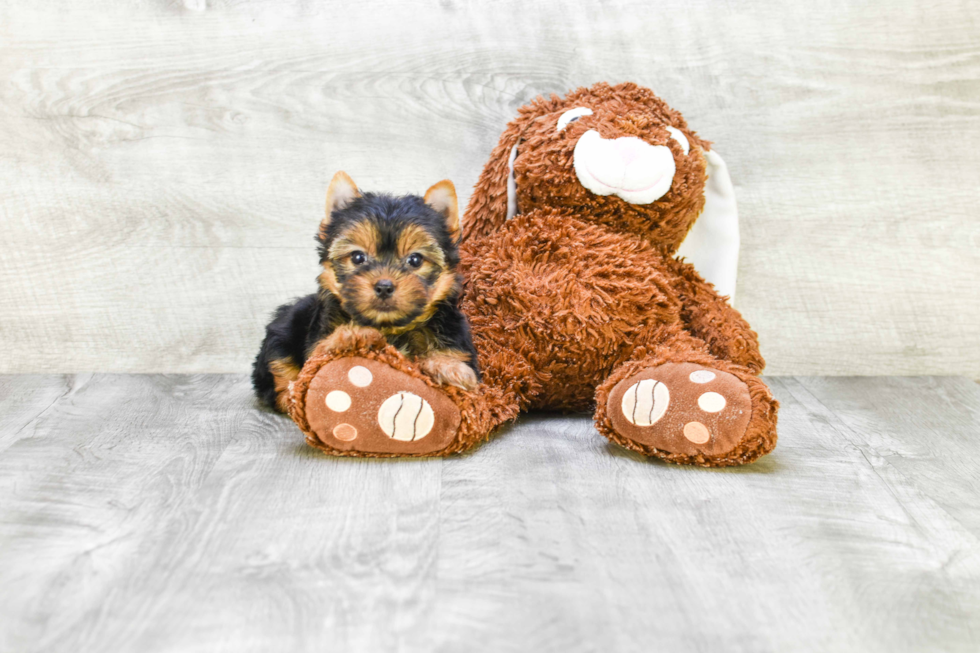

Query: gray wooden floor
[1,375,978,653]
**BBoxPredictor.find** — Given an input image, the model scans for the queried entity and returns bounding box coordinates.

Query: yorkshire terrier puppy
[252,171,480,412]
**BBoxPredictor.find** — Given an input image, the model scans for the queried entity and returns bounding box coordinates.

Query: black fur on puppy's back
[251,293,322,410]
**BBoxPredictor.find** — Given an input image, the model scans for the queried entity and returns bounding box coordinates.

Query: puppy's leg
[268,358,301,412]
[253,294,319,412]
[417,349,479,391]
[413,302,481,390]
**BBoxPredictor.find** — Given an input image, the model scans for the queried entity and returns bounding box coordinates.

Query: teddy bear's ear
[676,149,740,304]
[462,113,535,244]
[423,180,460,241]
[320,171,361,240]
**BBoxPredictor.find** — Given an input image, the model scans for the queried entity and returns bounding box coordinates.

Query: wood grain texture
[0,374,73,452]
[0,0,978,375]
[0,373,979,652]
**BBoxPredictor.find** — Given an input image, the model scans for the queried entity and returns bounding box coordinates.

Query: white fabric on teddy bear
[676,149,740,304]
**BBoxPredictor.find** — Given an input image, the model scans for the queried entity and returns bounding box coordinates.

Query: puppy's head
[316,172,461,329]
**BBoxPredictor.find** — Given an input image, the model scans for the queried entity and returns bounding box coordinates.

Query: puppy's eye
[557,107,593,132]
[350,251,366,265]
[407,253,423,268]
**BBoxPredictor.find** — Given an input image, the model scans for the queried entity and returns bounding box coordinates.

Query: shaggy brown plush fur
[289,81,778,465]
[455,82,778,465]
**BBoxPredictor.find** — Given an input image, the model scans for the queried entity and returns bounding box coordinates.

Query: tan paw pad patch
[683,421,710,444]
[348,365,373,387]
[697,392,726,413]
[332,423,358,441]
[377,392,435,441]
[325,390,351,412]
[620,378,670,426]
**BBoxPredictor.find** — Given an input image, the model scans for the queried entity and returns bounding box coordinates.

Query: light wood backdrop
[1,0,978,376]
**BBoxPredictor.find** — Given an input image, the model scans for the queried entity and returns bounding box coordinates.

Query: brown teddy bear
[289,82,778,467]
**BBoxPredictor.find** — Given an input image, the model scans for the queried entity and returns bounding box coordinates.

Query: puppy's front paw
[313,325,386,357]
[418,353,479,391]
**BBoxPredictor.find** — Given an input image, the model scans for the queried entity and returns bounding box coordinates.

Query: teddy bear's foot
[301,357,463,456]
[598,361,777,466]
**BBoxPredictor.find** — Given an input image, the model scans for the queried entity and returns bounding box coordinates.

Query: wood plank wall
[1,0,977,375]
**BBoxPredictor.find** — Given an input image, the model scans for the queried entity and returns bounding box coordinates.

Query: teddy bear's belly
[461,211,682,410]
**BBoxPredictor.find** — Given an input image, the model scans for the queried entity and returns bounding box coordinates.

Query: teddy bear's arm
[664,255,765,374]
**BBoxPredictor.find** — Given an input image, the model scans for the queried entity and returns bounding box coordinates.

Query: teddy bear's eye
[557,107,593,132]
[666,126,690,155]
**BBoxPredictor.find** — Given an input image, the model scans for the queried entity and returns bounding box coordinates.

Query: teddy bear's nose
[613,138,643,166]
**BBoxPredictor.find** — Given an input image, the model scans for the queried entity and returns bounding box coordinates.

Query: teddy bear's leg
[593,337,778,467]
[287,328,518,458]
[661,255,766,374]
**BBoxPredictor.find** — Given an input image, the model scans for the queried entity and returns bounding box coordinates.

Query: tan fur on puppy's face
[327,220,379,262]
[323,220,458,331]
[346,267,429,325]
[319,221,380,296]
[396,224,447,269]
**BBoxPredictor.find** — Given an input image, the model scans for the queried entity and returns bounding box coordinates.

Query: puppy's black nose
[374,279,395,299]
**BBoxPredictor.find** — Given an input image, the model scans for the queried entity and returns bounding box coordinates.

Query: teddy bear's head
[464,82,711,254]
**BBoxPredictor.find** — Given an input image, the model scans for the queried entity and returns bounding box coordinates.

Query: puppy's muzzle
[374,279,395,299]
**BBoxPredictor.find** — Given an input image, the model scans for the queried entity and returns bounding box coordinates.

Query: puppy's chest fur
[386,326,443,360]
[317,292,452,361]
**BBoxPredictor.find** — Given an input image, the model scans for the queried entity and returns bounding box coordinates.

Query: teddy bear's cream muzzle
[572,130,676,205]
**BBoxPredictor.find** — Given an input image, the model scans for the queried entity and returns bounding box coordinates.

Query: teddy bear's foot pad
[607,362,752,457]
[305,357,461,455]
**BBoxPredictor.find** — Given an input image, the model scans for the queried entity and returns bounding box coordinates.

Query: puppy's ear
[320,171,360,240]
[423,180,460,241]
